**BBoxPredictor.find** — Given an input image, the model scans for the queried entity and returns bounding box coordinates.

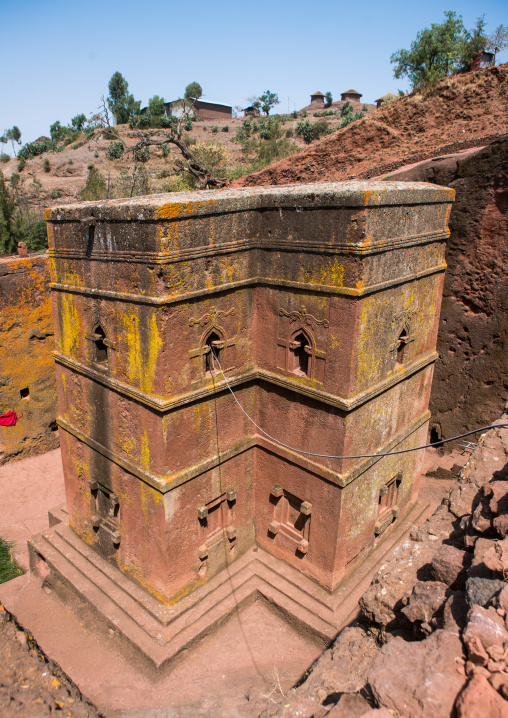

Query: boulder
[484,538,508,574]
[455,675,508,718]
[442,590,469,633]
[466,577,505,608]
[449,482,481,519]
[472,482,508,535]
[367,630,466,718]
[401,580,448,623]
[431,544,472,586]
[463,605,508,656]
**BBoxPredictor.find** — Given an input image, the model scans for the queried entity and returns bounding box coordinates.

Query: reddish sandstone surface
[383,136,508,443]
[232,64,508,188]
[0,255,58,464]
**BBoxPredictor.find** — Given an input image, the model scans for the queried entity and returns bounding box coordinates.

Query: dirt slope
[232,64,508,187]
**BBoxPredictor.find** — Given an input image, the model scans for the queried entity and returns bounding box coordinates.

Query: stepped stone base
[2,499,429,680]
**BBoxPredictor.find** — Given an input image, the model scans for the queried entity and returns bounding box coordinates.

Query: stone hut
[340,88,362,103]
[310,91,325,107]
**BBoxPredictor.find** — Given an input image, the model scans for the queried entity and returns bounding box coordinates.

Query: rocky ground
[2,417,508,716]
[0,610,99,717]
[258,413,508,718]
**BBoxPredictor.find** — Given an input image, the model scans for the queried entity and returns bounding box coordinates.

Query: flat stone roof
[45,181,455,223]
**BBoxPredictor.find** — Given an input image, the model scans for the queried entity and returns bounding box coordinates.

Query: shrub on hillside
[191,141,231,176]
[106,141,125,160]
[43,159,50,173]
[80,165,107,201]
[0,153,10,163]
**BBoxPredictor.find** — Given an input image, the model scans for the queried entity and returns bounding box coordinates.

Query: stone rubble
[259,413,508,717]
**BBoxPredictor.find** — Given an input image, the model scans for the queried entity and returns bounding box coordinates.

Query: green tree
[71,113,87,130]
[0,171,17,254]
[80,165,107,201]
[6,126,22,156]
[50,120,67,142]
[325,91,333,107]
[459,15,488,70]
[391,11,466,88]
[107,72,141,125]
[184,82,203,100]
[258,90,279,115]
[148,95,166,117]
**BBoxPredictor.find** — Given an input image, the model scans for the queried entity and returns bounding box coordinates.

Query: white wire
[210,350,508,460]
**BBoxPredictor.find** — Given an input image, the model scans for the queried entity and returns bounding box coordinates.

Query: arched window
[204,331,224,374]
[290,331,312,377]
[93,325,108,364]
[395,328,408,367]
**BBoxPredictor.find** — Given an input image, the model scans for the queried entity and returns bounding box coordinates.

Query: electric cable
[210,349,508,460]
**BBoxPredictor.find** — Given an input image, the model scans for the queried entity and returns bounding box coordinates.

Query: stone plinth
[33,181,453,664]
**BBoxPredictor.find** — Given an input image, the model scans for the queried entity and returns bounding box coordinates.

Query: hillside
[0,104,370,210]
[232,64,508,187]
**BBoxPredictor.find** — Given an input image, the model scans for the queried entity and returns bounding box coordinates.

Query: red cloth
[0,411,19,426]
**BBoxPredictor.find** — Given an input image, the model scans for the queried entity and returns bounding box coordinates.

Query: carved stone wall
[45,181,453,600]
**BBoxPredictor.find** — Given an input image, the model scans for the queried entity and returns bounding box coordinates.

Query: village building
[310,90,326,107]
[340,88,363,103]
[141,99,232,121]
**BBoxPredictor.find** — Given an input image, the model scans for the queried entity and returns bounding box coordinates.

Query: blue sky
[1,0,506,148]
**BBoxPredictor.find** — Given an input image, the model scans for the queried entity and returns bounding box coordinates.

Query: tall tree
[107,72,141,125]
[390,11,480,89]
[258,90,279,115]
[184,82,203,100]
[6,126,22,156]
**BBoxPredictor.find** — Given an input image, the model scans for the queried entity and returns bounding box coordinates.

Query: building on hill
[310,91,325,107]
[141,99,232,121]
[340,88,362,103]
[243,105,261,118]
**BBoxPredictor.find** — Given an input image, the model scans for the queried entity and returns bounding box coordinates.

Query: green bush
[43,159,50,173]
[211,126,218,134]
[80,165,107,201]
[134,146,149,163]
[296,120,314,143]
[18,139,54,160]
[161,143,170,158]
[84,127,95,140]
[222,125,229,132]
[341,101,353,117]
[17,158,26,171]
[161,115,177,130]
[50,189,62,199]
[106,140,124,160]
[68,159,73,164]
[291,110,298,119]
[0,153,10,163]
[362,104,368,112]
[94,150,99,158]
[184,118,193,131]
